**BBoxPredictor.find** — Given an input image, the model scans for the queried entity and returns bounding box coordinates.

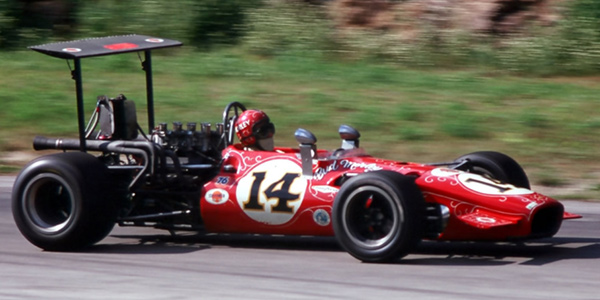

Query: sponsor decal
[62,48,81,53]
[313,209,330,226]
[314,161,339,180]
[236,159,306,225]
[526,202,538,210]
[103,43,139,50]
[205,188,229,205]
[145,38,164,43]
[311,185,339,194]
[476,216,496,224]
[216,176,230,185]
[338,160,383,172]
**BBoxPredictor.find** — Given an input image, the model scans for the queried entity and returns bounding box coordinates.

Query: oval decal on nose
[205,189,229,205]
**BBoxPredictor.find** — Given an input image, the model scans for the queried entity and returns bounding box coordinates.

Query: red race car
[12,35,580,262]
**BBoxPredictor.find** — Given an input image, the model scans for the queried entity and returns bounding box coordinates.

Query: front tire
[332,171,425,263]
[454,151,530,189]
[12,152,117,251]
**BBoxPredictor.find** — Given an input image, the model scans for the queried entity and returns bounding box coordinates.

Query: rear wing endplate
[29,35,182,151]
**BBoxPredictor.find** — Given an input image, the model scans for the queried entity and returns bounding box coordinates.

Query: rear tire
[454,151,530,189]
[12,152,117,251]
[332,171,425,263]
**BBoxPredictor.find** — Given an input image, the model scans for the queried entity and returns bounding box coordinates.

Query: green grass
[1,49,600,199]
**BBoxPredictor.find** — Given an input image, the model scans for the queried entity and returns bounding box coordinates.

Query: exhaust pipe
[33,136,156,189]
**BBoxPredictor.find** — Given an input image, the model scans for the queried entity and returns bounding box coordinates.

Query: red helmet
[235,109,275,148]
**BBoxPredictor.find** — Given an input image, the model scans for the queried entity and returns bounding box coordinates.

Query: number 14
[244,172,301,213]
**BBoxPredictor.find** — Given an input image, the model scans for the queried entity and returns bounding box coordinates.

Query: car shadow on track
[88,232,342,255]
[91,231,600,266]
[402,237,600,266]
[84,234,211,255]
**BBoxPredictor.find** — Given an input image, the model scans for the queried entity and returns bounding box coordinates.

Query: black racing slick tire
[454,151,530,189]
[332,171,425,263]
[12,152,117,251]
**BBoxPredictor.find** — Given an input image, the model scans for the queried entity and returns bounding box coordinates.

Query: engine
[150,121,224,165]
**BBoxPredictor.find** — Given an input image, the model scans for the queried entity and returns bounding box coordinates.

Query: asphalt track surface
[1,176,599,300]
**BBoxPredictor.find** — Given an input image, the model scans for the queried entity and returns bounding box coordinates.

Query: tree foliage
[1,0,599,74]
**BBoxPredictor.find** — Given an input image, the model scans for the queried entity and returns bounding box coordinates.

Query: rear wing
[30,35,182,151]
[30,34,182,59]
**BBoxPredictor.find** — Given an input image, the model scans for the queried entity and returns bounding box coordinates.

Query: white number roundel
[430,168,533,195]
[236,159,307,225]
[457,173,533,195]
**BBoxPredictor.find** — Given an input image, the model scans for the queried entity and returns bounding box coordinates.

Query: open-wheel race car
[12,35,581,262]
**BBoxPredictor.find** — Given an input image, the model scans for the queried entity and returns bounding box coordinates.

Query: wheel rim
[341,186,401,249]
[22,173,75,234]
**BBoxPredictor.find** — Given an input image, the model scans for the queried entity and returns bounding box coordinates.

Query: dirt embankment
[329,0,564,34]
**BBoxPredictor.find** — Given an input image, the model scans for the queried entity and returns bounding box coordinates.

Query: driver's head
[235,109,275,151]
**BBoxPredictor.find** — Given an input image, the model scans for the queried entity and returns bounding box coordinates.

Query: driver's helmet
[235,109,275,150]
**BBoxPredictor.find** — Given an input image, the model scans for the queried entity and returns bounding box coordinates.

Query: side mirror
[294,128,317,177]
[339,125,360,149]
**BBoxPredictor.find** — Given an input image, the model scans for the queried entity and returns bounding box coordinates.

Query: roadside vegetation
[0,0,599,199]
